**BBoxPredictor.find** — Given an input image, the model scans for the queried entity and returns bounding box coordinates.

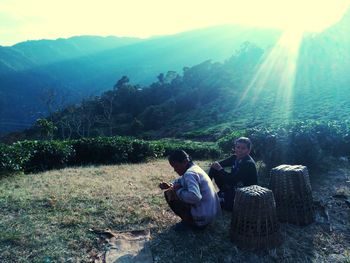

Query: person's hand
[172,183,181,191]
[211,161,223,171]
[159,182,171,190]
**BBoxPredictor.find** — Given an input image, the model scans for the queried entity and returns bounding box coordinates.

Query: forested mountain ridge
[1,43,264,142]
[0,25,282,135]
[2,7,350,139]
[7,27,350,143]
[0,36,142,135]
[5,7,350,142]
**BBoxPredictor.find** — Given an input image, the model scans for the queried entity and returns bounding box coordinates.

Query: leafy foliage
[70,137,164,165]
[3,120,349,174]
[0,143,29,173]
[13,140,75,173]
[159,139,221,160]
[218,120,350,171]
[0,137,221,174]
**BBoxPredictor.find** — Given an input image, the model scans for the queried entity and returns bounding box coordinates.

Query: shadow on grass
[149,211,324,263]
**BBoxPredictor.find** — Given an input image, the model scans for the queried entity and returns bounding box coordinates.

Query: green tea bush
[217,130,247,153]
[70,137,219,165]
[11,140,75,173]
[0,143,30,173]
[248,124,322,171]
[129,140,164,162]
[13,121,350,175]
[70,137,133,165]
[70,137,164,165]
[310,121,350,157]
[1,136,222,174]
[218,121,350,172]
[159,139,221,160]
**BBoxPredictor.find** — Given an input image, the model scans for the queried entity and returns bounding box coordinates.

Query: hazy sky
[1,0,349,46]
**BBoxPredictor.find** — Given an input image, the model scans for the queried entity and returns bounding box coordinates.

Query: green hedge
[218,121,350,171]
[0,137,220,174]
[2,121,348,175]
[158,139,221,160]
[217,130,247,153]
[0,143,29,173]
[1,141,74,174]
[12,140,75,173]
[70,137,164,165]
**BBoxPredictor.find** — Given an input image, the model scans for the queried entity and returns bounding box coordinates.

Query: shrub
[0,143,30,173]
[7,120,349,175]
[1,136,221,174]
[129,140,164,162]
[218,121,350,173]
[12,140,75,173]
[217,130,247,153]
[159,139,221,160]
[70,137,165,165]
[70,137,133,165]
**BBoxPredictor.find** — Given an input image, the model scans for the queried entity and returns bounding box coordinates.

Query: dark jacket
[217,154,258,187]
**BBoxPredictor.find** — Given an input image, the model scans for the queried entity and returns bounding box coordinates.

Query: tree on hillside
[57,116,73,139]
[55,105,76,139]
[157,73,165,84]
[97,90,117,136]
[157,71,178,85]
[113,75,130,90]
[35,118,57,140]
[40,87,69,119]
[78,99,98,137]
[16,43,272,140]
[130,117,144,135]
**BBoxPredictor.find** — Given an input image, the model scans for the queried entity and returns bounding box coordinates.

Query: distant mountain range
[0,25,282,135]
[1,8,350,137]
[0,35,142,70]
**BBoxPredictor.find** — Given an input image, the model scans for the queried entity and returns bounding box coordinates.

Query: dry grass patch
[0,160,349,262]
[0,159,206,262]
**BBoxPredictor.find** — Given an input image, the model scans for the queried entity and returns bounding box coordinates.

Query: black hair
[234,137,252,150]
[168,150,192,163]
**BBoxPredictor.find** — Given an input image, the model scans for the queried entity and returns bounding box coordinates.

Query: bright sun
[235,0,350,120]
[271,1,350,32]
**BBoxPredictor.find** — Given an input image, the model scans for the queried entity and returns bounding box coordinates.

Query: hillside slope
[0,25,281,135]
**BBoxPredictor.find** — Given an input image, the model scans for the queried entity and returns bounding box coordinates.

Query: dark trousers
[208,167,231,192]
[164,189,194,224]
[208,168,236,211]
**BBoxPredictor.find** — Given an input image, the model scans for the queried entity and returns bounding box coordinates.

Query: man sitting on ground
[159,150,221,231]
[209,137,258,210]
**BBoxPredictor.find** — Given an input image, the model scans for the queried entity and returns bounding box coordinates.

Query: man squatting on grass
[159,150,221,231]
[209,137,258,210]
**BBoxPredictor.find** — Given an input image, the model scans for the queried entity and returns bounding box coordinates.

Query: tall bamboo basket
[230,185,281,250]
[270,165,315,226]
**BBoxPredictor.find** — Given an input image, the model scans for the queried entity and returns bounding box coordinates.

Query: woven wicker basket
[230,185,281,250]
[270,165,315,226]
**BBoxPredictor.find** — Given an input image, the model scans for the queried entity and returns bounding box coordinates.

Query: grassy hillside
[1,160,349,262]
[0,25,281,135]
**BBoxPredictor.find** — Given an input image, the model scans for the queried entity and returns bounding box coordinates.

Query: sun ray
[237,29,303,120]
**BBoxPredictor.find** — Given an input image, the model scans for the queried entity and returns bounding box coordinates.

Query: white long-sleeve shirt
[173,164,221,226]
